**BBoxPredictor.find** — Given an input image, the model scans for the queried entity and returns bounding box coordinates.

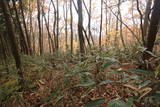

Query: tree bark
[37,0,43,55]
[77,0,85,59]
[136,0,145,46]
[70,0,74,54]
[146,0,160,52]
[12,0,29,54]
[0,0,25,89]
[19,0,32,54]
[143,0,152,41]
[118,0,125,48]
[56,0,59,50]
[99,0,103,49]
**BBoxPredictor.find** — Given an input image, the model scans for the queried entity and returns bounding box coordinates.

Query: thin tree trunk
[63,2,68,51]
[56,0,59,50]
[48,2,52,53]
[114,12,119,47]
[82,0,94,45]
[136,0,145,46]
[19,0,32,54]
[143,0,152,42]
[37,0,43,55]
[51,0,57,51]
[104,2,142,44]
[99,0,103,48]
[118,0,125,48]
[70,0,73,54]
[42,6,55,53]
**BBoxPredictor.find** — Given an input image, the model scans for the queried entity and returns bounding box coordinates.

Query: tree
[145,0,160,53]
[19,0,32,55]
[70,0,73,54]
[77,0,85,58]
[37,0,43,55]
[118,0,125,48]
[56,0,59,50]
[63,2,68,51]
[99,0,103,49]
[143,0,152,41]
[0,0,25,88]
[51,0,57,52]
[12,0,29,54]
[136,0,145,46]
[82,0,94,45]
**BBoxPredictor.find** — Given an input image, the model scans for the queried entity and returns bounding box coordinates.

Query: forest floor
[0,50,160,107]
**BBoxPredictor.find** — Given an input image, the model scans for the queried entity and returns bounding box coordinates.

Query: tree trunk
[42,6,55,53]
[118,0,125,48]
[136,0,145,46]
[146,0,160,52]
[70,0,74,54]
[37,0,43,55]
[77,0,85,59]
[12,0,29,54]
[51,0,57,51]
[19,0,32,55]
[99,0,103,49]
[0,0,25,89]
[56,0,59,50]
[143,0,152,41]
[63,2,68,51]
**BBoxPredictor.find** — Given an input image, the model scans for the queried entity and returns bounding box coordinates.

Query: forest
[0,0,160,106]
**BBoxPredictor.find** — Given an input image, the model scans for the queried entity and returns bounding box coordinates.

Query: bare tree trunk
[48,2,52,53]
[136,0,145,46]
[146,0,160,52]
[99,0,103,48]
[118,0,125,48]
[77,0,85,59]
[104,2,142,44]
[105,0,108,36]
[0,0,25,89]
[12,0,29,54]
[56,0,59,51]
[19,0,32,54]
[63,2,68,51]
[82,0,94,45]
[28,0,34,54]
[42,7,55,53]
[88,0,94,45]
[51,0,57,51]
[70,0,73,54]
[114,12,119,47]
[143,0,152,41]
[37,0,43,55]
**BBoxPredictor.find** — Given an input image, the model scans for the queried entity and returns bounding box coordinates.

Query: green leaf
[108,99,130,107]
[126,97,138,106]
[55,96,64,105]
[77,81,96,87]
[84,98,105,107]
[129,75,143,80]
[128,70,154,76]
[138,80,151,89]
[110,71,124,75]
[103,62,114,69]
[99,80,113,86]
[100,60,117,72]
